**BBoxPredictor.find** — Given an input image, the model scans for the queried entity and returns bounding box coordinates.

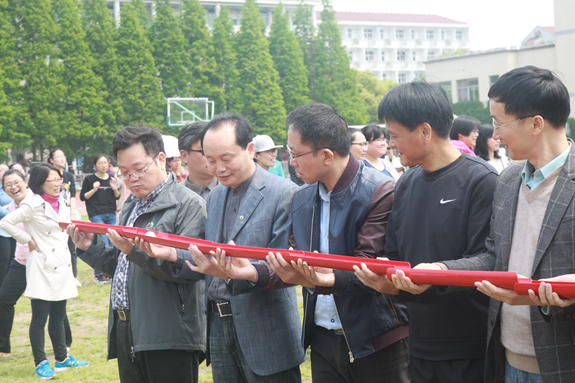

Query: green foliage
[115,1,164,127]
[567,117,575,140]
[83,0,126,153]
[53,0,107,157]
[268,3,311,114]
[451,100,491,124]
[212,6,241,113]
[149,0,188,98]
[314,0,365,125]
[131,0,150,30]
[292,0,316,101]
[356,70,397,123]
[234,0,286,143]
[179,0,224,113]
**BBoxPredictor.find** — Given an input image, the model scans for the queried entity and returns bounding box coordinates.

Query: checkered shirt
[111,176,169,310]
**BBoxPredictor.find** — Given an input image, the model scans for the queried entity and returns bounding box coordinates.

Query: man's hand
[353,263,398,294]
[66,224,94,251]
[106,229,135,255]
[390,263,440,295]
[476,280,540,305]
[528,275,575,307]
[186,245,229,280]
[267,251,314,288]
[133,232,177,262]
[291,259,335,287]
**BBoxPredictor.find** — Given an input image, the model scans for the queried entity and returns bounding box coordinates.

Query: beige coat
[0,194,77,301]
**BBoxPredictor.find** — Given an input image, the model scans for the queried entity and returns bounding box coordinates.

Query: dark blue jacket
[291,156,409,361]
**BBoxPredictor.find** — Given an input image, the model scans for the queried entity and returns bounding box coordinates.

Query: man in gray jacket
[68,125,207,383]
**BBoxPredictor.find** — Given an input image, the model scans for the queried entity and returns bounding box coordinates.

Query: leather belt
[116,309,130,321]
[210,300,232,317]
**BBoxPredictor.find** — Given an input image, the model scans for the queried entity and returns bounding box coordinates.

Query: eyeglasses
[118,154,158,180]
[96,162,109,166]
[351,141,368,148]
[4,180,22,189]
[45,178,63,185]
[492,115,537,132]
[286,145,334,162]
[188,149,204,155]
[53,156,66,160]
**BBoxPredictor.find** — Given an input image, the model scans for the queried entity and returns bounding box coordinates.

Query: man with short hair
[355,82,497,383]
[178,122,218,201]
[67,125,208,383]
[394,66,575,383]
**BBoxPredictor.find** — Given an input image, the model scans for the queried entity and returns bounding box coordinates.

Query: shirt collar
[231,166,256,195]
[131,174,170,208]
[521,142,571,189]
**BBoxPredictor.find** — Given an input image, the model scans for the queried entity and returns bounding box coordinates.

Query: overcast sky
[330,0,555,51]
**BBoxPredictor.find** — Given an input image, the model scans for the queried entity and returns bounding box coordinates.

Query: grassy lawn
[0,259,312,382]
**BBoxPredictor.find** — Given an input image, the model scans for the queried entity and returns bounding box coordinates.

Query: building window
[347,28,352,38]
[381,51,385,61]
[427,51,435,59]
[456,31,463,40]
[364,29,373,39]
[382,73,387,79]
[397,51,406,61]
[411,30,415,39]
[412,52,416,61]
[396,29,404,40]
[365,51,374,61]
[426,30,434,40]
[398,73,406,83]
[349,51,353,61]
[441,30,445,40]
[438,81,452,102]
[380,29,384,39]
[457,78,480,102]
[489,75,499,86]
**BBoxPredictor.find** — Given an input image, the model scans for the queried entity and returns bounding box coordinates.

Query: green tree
[131,0,150,30]
[115,1,164,127]
[269,3,311,114]
[179,0,224,112]
[314,0,365,125]
[234,0,286,142]
[10,0,66,160]
[356,70,397,123]
[212,6,241,113]
[149,0,188,98]
[83,0,126,152]
[292,0,316,101]
[53,0,106,157]
[451,100,491,124]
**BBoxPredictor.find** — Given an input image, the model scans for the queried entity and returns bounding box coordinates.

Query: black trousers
[68,237,77,278]
[410,355,485,383]
[0,260,73,354]
[115,315,202,383]
[310,325,411,383]
[30,299,68,365]
[0,236,15,287]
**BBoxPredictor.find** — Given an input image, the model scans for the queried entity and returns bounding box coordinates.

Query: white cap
[162,135,180,158]
[253,135,283,153]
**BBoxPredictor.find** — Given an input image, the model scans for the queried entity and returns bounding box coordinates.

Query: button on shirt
[111,175,169,311]
[207,170,256,302]
[521,143,571,190]
[313,182,343,330]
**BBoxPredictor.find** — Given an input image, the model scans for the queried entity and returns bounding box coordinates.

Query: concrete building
[327,12,470,83]
[424,0,574,117]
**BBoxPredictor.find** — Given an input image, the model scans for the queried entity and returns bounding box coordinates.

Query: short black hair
[474,124,500,161]
[361,124,385,142]
[93,154,109,166]
[286,103,350,157]
[378,81,453,139]
[348,128,363,144]
[108,156,118,167]
[28,163,62,195]
[2,169,26,186]
[178,122,207,151]
[450,115,481,140]
[201,113,253,150]
[48,148,64,162]
[489,66,570,128]
[113,125,165,158]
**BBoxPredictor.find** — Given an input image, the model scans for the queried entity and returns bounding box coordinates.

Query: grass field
[0,259,312,382]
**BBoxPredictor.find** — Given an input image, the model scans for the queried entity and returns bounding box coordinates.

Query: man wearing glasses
[390,66,575,382]
[67,125,208,383]
[178,121,218,201]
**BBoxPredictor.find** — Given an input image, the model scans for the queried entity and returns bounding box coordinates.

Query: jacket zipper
[301,204,316,348]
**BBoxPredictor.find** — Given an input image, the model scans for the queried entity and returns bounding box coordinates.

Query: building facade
[328,12,470,83]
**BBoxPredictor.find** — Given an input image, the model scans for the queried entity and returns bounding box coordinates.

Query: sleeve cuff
[251,264,268,288]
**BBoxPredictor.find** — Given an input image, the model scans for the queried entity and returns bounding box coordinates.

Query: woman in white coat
[0,164,88,379]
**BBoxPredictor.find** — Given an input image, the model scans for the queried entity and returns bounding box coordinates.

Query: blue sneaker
[35,360,57,379]
[54,354,89,371]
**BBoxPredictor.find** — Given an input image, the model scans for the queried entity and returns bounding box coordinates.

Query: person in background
[253,134,286,177]
[348,128,368,161]
[288,163,305,186]
[0,164,88,379]
[474,124,510,174]
[362,124,400,181]
[163,135,188,184]
[0,163,14,287]
[107,157,127,223]
[9,163,25,176]
[80,154,120,284]
[450,115,480,156]
[48,149,81,287]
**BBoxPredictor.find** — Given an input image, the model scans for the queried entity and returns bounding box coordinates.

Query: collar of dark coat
[121,173,179,225]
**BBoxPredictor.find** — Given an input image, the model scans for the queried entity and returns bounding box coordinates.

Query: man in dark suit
[391,66,575,383]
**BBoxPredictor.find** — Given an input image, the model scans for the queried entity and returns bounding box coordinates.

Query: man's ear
[421,122,433,143]
[532,115,545,136]
[180,150,189,165]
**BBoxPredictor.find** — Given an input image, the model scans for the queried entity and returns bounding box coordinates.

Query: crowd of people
[0,65,574,383]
